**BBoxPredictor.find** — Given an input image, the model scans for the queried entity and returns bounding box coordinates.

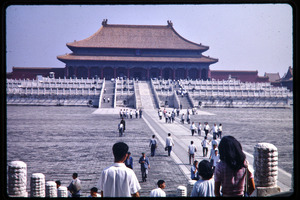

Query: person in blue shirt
[191,160,199,180]
[139,152,150,182]
[124,152,133,169]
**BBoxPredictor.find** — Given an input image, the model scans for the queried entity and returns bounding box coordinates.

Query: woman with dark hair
[191,160,215,197]
[214,136,255,197]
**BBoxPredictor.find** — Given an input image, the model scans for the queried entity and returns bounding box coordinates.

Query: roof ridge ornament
[167,20,173,27]
[102,19,108,26]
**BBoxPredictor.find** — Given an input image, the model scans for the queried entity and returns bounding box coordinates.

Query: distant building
[264,72,281,83]
[279,66,293,91]
[210,70,269,82]
[57,20,218,80]
[7,67,65,80]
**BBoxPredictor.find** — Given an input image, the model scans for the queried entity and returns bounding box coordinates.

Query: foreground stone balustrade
[8,161,28,197]
[254,143,281,196]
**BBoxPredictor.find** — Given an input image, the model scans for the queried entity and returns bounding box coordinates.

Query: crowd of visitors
[53,106,255,198]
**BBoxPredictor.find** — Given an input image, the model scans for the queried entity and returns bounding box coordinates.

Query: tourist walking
[212,149,220,171]
[211,123,218,139]
[181,113,185,124]
[67,173,81,197]
[124,152,133,169]
[159,109,163,120]
[150,180,166,197]
[139,152,150,182]
[214,136,255,197]
[130,110,133,119]
[171,111,175,123]
[204,122,210,137]
[165,133,174,156]
[149,135,158,157]
[165,112,169,123]
[190,122,197,136]
[188,141,197,165]
[211,136,218,148]
[135,109,139,118]
[218,123,223,138]
[209,143,218,166]
[191,160,199,180]
[201,136,209,157]
[191,160,215,197]
[118,121,124,137]
[186,113,191,124]
[139,109,143,118]
[197,122,202,136]
[98,142,141,197]
[126,109,129,118]
[120,117,126,134]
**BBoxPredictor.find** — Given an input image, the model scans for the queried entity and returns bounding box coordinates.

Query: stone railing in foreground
[7,143,286,197]
[254,143,281,196]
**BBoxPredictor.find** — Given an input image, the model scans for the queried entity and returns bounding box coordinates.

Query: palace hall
[57,20,218,80]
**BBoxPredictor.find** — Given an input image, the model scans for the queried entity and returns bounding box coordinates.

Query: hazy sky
[6,4,293,76]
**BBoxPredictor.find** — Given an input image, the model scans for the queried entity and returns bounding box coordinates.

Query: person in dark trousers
[124,152,133,169]
[165,133,175,156]
[139,152,150,182]
[120,117,126,134]
[139,109,143,118]
[149,135,157,157]
[67,173,81,197]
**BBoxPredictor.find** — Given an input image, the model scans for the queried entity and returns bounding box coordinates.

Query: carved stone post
[254,143,280,196]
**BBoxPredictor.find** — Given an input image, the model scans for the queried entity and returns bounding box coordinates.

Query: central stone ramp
[101,80,114,108]
[138,81,156,109]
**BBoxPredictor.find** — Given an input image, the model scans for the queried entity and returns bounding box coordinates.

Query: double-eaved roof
[58,20,218,64]
[67,23,208,50]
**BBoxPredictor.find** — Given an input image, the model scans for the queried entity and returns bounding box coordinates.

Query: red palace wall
[9,67,65,80]
[210,70,269,83]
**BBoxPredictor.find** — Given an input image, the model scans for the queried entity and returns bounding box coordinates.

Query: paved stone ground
[6,106,293,197]
[6,106,188,197]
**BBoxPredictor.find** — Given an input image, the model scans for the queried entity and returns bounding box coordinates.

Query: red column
[208,68,211,80]
[160,68,163,77]
[114,68,117,78]
[172,69,175,80]
[185,68,188,79]
[65,66,68,78]
[198,69,202,80]
[75,67,78,77]
[147,68,150,80]
[127,68,130,79]
[88,67,91,79]
[100,68,103,79]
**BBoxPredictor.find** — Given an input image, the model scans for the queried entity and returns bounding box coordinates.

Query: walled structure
[210,70,268,82]
[57,20,218,80]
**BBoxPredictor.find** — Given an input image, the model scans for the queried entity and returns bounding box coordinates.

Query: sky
[5,4,293,77]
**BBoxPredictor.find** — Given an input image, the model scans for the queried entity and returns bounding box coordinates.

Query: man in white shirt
[150,180,166,197]
[67,173,81,197]
[204,122,210,137]
[197,122,202,136]
[190,122,197,136]
[188,141,197,165]
[165,133,174,156]
[217,123,223,139]
[211,123,218,139]
[98,142,141,197]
